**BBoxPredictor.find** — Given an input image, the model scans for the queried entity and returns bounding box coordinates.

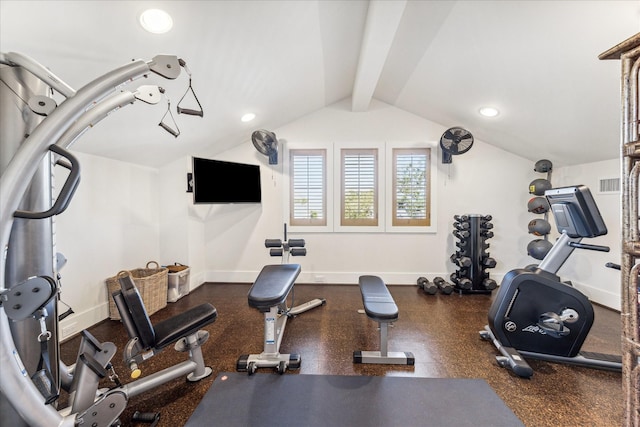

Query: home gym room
[1,1,638,426]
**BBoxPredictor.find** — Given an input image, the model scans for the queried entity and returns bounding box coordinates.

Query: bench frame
[237,264,325,374]
[354,275,415,365]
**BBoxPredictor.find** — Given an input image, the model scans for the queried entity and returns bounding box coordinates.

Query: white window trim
[283,141,437,234]
[334,141,385,233]
[385,141,438,233]
[283,141,334,233]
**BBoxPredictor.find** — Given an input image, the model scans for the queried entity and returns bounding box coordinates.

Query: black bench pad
[359,275,398,322]
[248,264,301,311]
[153,303,218,349]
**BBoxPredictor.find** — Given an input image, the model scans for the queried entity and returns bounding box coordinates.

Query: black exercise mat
[185,372,524,426]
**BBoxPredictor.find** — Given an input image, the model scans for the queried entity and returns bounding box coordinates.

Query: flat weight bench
[353,275,415,365]
[237,264,325,374]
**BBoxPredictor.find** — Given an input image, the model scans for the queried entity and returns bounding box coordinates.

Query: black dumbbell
[481,230,494,239]
[433,277,454,295]
[482,257,496,268]
[481,222,494,230]
[417,277,437,295]
[454,276,472,290]
[454,214,469,222]
[454,222,470,230]
[454,256,472,268]
[453,230,470,240]
[483,278,497,290]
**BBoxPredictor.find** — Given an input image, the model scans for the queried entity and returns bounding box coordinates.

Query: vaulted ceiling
[1,1,638,168]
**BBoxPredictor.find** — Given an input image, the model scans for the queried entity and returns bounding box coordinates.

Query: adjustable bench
[237,264,325,374]
[353,275,415,365]
[112,273,217,383]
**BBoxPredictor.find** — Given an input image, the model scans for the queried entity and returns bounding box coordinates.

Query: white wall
[202,99,536,285]
[553,159,621,309]
[55,152,161,338]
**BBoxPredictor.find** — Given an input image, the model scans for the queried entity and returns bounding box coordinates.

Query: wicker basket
[106,261,168,320]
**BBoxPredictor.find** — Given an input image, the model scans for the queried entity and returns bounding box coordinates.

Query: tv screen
[192,157,261,204]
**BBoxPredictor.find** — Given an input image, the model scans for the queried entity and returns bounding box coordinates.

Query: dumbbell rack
[449,214,497,294]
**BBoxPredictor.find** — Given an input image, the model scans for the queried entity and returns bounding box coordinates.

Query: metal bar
[0,56,156,427]
[2,52,76,98]
[614,38,640,427]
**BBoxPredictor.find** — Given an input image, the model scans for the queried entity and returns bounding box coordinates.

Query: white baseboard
[204,270,506,287]
[572,281,621,311]
[59,302,110,342]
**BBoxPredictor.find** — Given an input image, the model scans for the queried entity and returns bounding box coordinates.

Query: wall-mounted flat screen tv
[192,157,261,204]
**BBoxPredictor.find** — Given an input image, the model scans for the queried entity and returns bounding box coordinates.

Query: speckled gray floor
[60,283,623,427]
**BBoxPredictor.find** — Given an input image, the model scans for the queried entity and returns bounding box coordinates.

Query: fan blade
[443,129,456,141]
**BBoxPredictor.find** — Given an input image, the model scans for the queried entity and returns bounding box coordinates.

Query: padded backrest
[118,274,156,348]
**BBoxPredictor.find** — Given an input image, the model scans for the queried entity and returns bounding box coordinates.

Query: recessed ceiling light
[479,106,499,117]
[241,113,256,122]
[139,9,173,34]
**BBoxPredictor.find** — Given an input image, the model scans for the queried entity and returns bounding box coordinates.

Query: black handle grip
[159,122,179,137]
[568,242,610,252]
[14,144,80,219]
[177,107,203,117]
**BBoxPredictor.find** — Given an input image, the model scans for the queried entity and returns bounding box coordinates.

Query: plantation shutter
[341,149,378,226]
[393,148,430,226]
[290,149,326,226]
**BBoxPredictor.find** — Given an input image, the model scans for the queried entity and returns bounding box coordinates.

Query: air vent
[598,177,620,194]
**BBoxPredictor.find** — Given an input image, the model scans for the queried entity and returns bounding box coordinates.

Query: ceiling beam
[351,0,407,112]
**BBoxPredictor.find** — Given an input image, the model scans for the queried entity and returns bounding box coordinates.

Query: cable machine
[0,52,201,427]
[599,33,640,427]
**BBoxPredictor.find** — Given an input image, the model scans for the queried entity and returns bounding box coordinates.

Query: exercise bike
[480,185,622,378]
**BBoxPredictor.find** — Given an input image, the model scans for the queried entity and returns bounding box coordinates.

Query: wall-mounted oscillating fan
[440,127,474,164]
[252,129,278,165]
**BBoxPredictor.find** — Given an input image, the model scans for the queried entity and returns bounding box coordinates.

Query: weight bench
[237,264,325,374]
[112,273,217,383]
[353,275,415,365]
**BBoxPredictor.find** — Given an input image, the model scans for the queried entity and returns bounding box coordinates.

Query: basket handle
[146,261,160,269]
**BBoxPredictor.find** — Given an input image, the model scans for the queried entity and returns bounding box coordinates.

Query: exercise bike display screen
[545,185,607,238]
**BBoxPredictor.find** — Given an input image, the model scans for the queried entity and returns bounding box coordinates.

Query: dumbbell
[433,277,454,295]
[482,257,496,268]
[454,214,469,222]
[480,230,494,239]
[453,230,470,240]
[453,221,470,230]
[480,221,493,230]
[453,276,472,290]
[417,277,437,294]
[482,215,492,221]
[453,256,472,268]
[483,278,497,290]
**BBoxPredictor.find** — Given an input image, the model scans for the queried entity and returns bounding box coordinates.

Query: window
[392,148,430,226]
[341,149,378,226]
[286,142,436,233]
[289,149,326,226]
